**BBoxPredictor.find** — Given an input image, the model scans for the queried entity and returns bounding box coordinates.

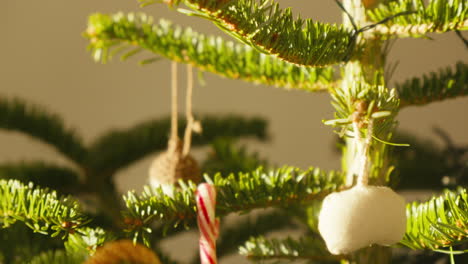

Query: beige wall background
[1,1,467,261]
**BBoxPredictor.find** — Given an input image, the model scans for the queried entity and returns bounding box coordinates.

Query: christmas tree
[1,0,467,263]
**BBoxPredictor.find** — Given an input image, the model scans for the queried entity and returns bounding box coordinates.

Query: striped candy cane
[196,183,219,264]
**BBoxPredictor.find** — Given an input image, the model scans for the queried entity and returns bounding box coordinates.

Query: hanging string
[170,61,179,151]
[351,120,364,184]
[183,64,195,156]
[353,118,374,186]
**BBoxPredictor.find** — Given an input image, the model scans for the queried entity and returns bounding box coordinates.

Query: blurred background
[1,1,467,261]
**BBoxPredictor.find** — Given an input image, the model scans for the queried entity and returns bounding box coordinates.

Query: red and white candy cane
[196,183,219,264]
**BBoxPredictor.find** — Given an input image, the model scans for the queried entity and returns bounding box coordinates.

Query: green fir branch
[0,222,64,264]
[0,97,87,165]
[0,161,81,194]
[28,250,85,264]
[65,227,113,254]
[368,0,468,37]
[86,115,268,174]
[397,62,468,107]
[239,236,343,262]
[328,82,399,138]
[202,137,268,176]
[150,221,192,243]
[0,179,89,239]
[123,166,343,244]
[85,13,336,91]
[150,0,354,67]
[216,210,298,259]
[401,188,468,251]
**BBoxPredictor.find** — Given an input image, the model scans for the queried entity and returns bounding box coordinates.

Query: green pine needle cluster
[201,137,268,176]
[398,62,468,107]
[123,166,343,244]
[0,180,88,239]
[368,0,468,37]
[28,250,84,264]
[0,97,87,165]
[329,82,400,138]
[65,227,112,254]
[85,13,336,91]
[0,222,64,264]
[239,236,342,262]
[216,210,298,259]
[402,188,468,252]
[147,0,354,67]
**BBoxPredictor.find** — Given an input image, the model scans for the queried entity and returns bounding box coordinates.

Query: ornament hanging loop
[183,64,200,157]
[353,115,374,187]
[169,61,180,153]
[168,62,200,156]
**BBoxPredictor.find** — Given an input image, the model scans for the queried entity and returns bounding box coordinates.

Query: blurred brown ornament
[84,240,161,264]
[149,138,201,190]
[362,0,379,9]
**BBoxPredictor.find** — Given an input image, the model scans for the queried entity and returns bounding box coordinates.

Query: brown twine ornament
[149,62,201,192]
[84,240,161,264]
[362,0,379,9]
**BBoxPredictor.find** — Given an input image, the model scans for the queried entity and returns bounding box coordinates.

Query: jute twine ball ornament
[84,240,161,264]
[318,116,406,255]
[149,138,201,190]
[148,62,201,193]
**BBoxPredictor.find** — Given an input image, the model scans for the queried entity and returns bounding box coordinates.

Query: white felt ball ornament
[318,185,406,255]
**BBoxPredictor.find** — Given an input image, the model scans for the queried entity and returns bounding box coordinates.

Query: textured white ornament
[318,185,406,255]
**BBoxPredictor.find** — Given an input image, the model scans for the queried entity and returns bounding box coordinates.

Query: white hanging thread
[353,117,374,186]
[347,104,372,186]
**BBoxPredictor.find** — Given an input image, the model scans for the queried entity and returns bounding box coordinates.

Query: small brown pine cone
[84,240,161,264]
